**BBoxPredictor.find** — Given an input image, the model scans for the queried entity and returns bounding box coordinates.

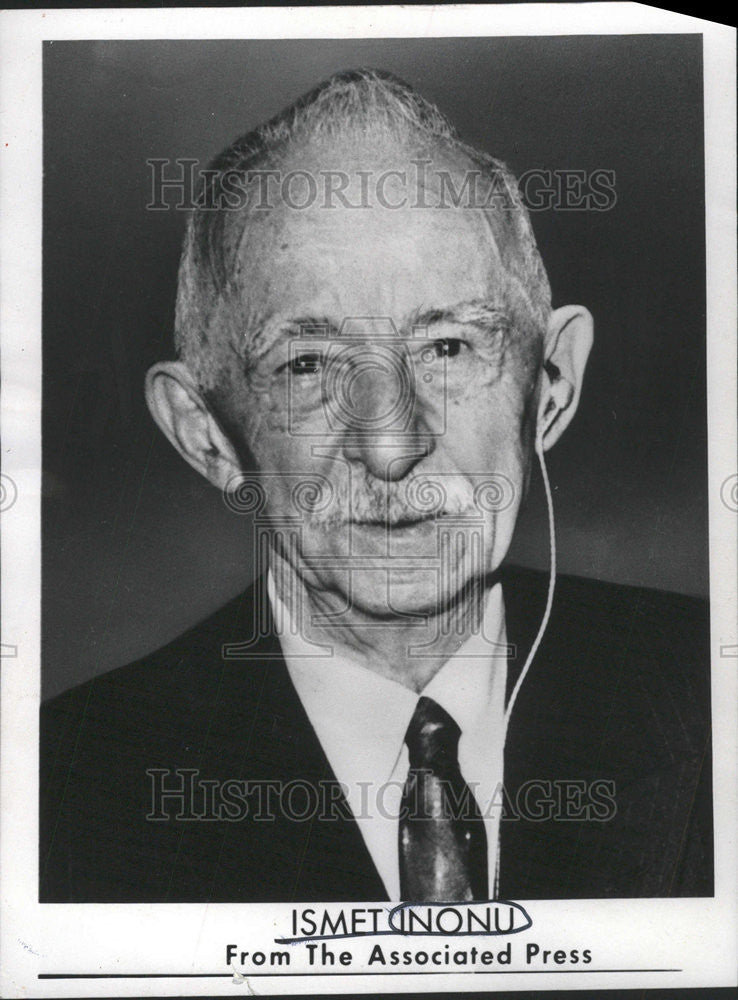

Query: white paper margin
[1,5,736,997]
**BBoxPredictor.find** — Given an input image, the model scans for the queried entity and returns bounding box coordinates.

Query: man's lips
[349,514,438,529]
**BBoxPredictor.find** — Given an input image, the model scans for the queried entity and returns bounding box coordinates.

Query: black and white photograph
[1,5,736,996]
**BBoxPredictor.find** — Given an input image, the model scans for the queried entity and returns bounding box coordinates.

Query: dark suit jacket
[40,565,713,902]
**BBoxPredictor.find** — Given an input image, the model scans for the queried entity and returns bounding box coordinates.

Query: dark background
[43,35,707,699]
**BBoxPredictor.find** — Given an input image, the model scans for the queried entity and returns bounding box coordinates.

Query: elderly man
[41,70,711,903]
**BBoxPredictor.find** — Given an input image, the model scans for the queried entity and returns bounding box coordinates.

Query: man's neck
[268,552,502,693]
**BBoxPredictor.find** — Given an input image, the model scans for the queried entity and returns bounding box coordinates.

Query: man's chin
[339,570,480,621]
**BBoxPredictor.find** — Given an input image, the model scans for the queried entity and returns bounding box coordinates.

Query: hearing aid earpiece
[538,377,574,449]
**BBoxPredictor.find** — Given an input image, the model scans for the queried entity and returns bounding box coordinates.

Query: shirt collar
[268,572,506,787]
[422,584,506,738]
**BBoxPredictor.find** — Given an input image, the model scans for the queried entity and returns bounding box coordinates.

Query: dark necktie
[399,695,488,901]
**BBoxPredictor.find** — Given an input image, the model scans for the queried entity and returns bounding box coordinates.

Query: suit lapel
[498,566,559,897]
[213,578,387,901]
[496,566,710,899]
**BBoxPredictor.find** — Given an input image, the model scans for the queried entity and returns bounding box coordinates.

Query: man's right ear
[145,361,242,491]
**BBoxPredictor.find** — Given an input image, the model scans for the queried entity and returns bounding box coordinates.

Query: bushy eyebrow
[246,315,340,368]
[246,301,509,370]
[406,301,510,332]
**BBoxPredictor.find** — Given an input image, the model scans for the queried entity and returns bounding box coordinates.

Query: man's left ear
[536,304,594,451]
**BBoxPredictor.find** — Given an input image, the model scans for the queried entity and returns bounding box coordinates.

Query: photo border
[1,5,735,996]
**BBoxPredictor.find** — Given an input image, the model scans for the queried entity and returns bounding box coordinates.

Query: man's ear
[537,305,594,451]
[145,361,242,490]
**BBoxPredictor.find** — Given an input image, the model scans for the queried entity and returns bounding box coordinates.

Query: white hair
[174,68,551,391]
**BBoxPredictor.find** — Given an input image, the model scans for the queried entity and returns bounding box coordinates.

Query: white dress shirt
[268,573,508,900]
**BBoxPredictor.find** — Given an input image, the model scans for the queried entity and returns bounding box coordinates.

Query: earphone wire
[494,433,557,899]
[504,436,557,726]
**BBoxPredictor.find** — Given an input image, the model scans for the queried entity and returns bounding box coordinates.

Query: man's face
[212,140,543,618]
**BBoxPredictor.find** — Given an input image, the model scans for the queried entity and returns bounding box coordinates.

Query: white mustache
[304,475,486,528]
[225,472,515,521]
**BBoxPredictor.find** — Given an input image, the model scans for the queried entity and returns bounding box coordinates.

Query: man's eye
[290,352,323,375]
[431,338,463,358]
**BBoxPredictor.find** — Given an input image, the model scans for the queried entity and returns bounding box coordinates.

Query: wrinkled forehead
[220,131,543,351]
[240,134,525,245]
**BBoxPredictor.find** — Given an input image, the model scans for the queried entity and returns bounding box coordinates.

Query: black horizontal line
[39,968,682,979]
[39,974,235,979]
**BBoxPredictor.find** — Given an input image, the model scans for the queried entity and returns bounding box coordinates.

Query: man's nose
[336,349,434,481]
